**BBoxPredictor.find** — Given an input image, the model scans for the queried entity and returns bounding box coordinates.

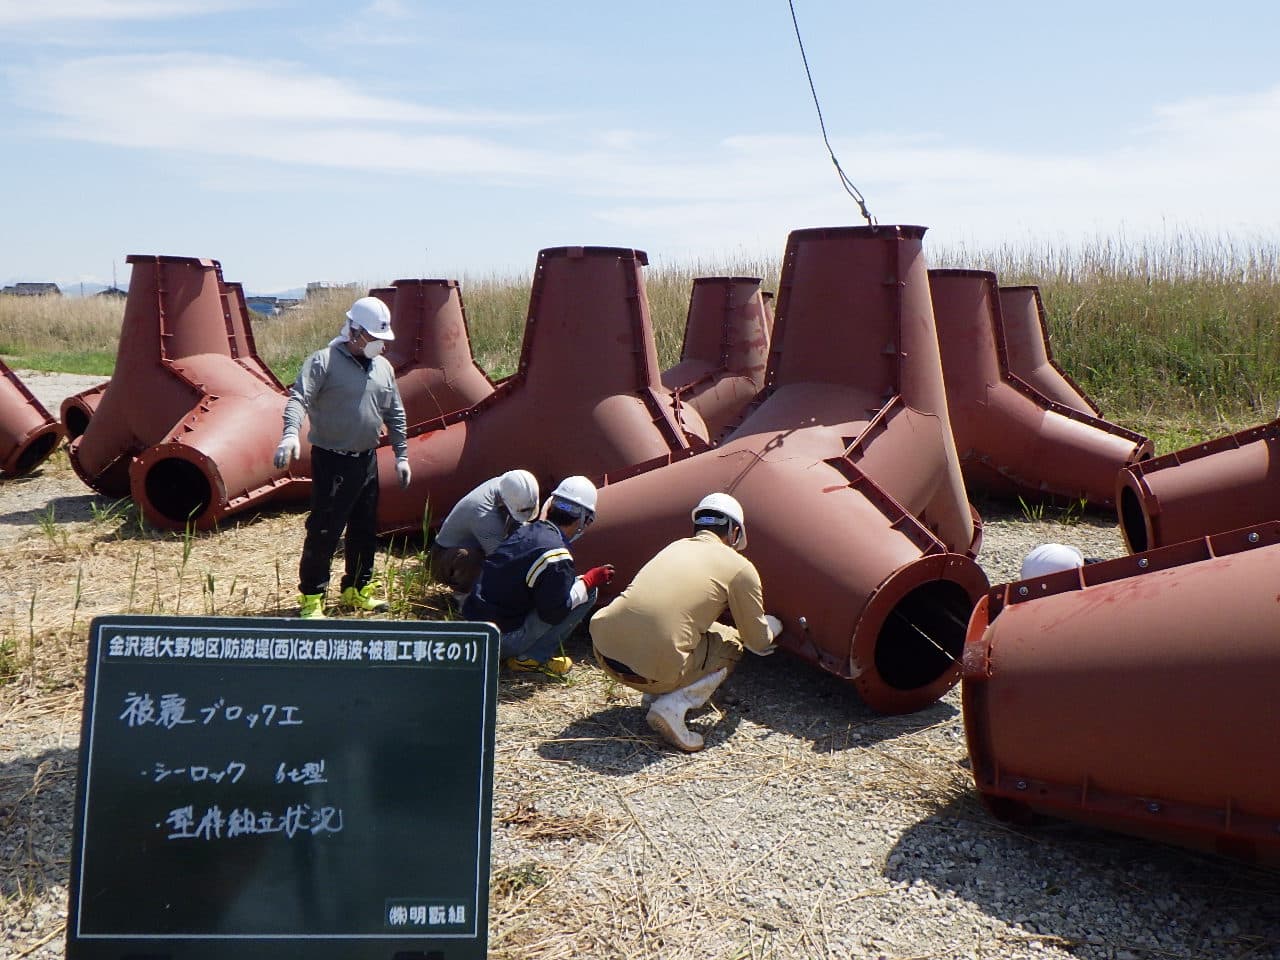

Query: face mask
[362,339,385,359]
[566,511,594,543]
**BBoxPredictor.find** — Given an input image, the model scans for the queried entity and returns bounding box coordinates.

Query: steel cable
[787,0,876,225]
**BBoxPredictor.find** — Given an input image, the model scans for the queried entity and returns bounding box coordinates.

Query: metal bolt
[798,616,808,630]
[1015,779,1028,791]
[1138,558,1149,568]
[1018,585,1029,597]
[1147,801,1161,814]
[1248,531,1260,543]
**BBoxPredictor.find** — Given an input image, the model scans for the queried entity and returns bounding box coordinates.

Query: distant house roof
[96,286,127,299]
[1,282,61,296]
[305,281,359,297]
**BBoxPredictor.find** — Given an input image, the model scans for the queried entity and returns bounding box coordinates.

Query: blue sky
[2,0,1278,294]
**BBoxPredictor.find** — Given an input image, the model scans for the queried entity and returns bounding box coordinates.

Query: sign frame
[66,615,499,960]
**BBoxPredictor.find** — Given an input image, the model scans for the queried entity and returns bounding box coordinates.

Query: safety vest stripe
[526,548,572,587]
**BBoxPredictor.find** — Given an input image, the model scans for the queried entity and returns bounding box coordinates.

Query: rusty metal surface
[963,522,1280,865]
[997,285,1100,416]
[129,352,309,530]
[60,381,109,441]
[0,360,63,477]
[574,226,987,715]
[1117,420,1280,553]
[68,255,222,497]
[931,269,1152,508]
[384,279,495,429]
[661,277,772,440]
[376,246,708,535]
[66,254,304,528]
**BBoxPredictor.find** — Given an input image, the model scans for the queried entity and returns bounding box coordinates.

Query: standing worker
[430,469,541,598]
[590,493,782,752]
[274,296,411,619]
[462,476,614,676]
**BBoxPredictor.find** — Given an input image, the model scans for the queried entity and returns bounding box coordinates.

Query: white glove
[396,458,411,489]
[273,435,300,469]
[764,614,783,640]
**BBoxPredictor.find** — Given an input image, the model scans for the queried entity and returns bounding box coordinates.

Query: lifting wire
[787,0,876,226]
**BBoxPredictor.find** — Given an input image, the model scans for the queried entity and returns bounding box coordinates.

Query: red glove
[581,565,615,590]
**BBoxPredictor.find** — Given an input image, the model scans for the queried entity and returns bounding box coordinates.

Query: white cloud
[21,53,538,130]
[14,48,1280,253]
[0,0,253,26]
[364,0,411,19]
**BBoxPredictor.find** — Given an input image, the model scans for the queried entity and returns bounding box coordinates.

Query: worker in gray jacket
[430,469,540,597]
[274,296,411,619]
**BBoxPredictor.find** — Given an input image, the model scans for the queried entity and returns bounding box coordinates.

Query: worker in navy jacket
[463,475,613,676]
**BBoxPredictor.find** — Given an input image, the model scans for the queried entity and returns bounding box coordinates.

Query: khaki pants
[595,623,743,695]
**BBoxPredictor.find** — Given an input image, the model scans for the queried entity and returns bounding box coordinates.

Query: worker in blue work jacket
[463,475,614,676]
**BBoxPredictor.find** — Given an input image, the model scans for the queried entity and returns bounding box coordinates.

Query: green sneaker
[341,583,389,612]
[298,593,326,619]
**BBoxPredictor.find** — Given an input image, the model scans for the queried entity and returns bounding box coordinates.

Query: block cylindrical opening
[63,406,92,440]
[874,579,973,692]
[10,428,61,476]
[1119,483,1150,553]
[141,457,213,527]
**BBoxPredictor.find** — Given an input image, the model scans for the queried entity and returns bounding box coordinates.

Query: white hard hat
[346,296,395,340]
[498,469,539,522]
[692,492,747,550]
[550,475,597,516]
[1019,543,1084,580]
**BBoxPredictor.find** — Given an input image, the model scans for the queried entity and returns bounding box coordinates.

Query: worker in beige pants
[590,493,782,752]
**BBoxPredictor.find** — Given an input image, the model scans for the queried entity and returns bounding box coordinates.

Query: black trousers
[298,447,380,595]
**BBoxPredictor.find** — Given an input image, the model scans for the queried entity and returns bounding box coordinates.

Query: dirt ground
[2,372,1279,960]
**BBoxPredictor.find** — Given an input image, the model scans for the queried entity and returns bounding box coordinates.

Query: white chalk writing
[164,803,344,840]
[119,693,302,729]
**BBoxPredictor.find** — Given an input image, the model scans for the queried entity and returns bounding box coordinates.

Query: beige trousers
[595,623,743,695]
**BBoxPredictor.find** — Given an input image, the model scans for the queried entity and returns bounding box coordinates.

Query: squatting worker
[590,492,782,753]
[463,476,614,677]
[430,469,540,600]
[273,296,411,619]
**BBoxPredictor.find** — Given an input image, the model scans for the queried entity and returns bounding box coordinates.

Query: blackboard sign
[67,615,499,960]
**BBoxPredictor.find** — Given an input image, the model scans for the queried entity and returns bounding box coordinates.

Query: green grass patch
[5,350,115,376]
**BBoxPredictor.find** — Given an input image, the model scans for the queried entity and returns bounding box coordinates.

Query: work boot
[682,668,729,709]
[298,593,326,619]
[646,687,704,752]
[505,655,573,677]
[341,582,389,612]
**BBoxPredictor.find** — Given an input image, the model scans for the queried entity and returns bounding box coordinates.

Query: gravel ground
[3,372,1279,960]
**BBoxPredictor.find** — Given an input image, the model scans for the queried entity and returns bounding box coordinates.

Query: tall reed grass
[2,233,1276,427]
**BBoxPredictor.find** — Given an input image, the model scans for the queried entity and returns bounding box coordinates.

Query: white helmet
[550,475,597,517]
[692,492,747,550]
[498,469,539,522]
[346,296,395,340]
[1019,543,1084,579]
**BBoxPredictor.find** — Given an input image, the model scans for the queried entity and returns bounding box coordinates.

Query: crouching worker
[590,493,782,753]
[462,476,614,676]
[430,469,540,599]
[274,297,410,619]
